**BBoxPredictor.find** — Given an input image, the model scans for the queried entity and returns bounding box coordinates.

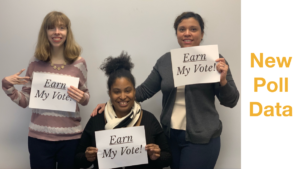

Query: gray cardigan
[136,52,239,144]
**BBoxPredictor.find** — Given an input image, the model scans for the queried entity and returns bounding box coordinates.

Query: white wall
[0,0,240,168]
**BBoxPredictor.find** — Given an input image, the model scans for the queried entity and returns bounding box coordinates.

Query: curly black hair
[100,51,135,90]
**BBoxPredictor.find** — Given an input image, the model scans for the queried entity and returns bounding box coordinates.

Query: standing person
[75,53,171,169]
[91,11,239,169]
[2,11,89,169]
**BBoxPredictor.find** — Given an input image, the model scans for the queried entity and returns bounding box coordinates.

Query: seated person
[75,52,171,169]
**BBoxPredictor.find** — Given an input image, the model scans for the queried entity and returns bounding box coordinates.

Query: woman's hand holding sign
[215,58,228,86]
[67,86,86,104]
[145,144,161,160]
[5,69,30,85]
[85,147,98,162]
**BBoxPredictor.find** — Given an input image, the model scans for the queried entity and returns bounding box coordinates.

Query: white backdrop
[0,0,240,168]
[241,0,300,168]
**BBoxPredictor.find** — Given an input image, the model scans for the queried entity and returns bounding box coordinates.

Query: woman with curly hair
[92,11,239,169]
[75,52,171,169]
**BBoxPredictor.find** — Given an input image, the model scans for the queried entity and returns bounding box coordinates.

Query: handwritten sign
[29,72,79,112]
[170,45,220,87]
[95,126,148,169]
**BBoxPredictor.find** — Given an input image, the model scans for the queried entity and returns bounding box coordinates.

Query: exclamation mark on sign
[140,145,142,153]
[214,63,216,71]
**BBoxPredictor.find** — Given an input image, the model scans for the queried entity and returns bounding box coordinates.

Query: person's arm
[2,65,32,108]
[147,113,172,168]
[68,58,90,106]
[215,55,239,108]
[135,59,162,102]
[75,116,96,168]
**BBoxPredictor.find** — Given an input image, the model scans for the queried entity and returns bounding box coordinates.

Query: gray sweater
[136,52,239,144]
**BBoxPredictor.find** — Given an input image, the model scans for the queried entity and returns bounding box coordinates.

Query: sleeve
[215,54,239,108]
[76,59,90,106]
[74,117,95,168]
[148,114,172,168]
[135,59,162,102]
[2,62,34,108]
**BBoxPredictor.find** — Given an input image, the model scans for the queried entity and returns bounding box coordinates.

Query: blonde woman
[2,11,89,169]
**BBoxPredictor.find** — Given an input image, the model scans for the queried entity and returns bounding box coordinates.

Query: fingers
[146,144,161,160]
[148,148,161,154]
[151,153,161,158]
[8,77,29,85]
[16,76,30,84]
[86,153,97,159]
[91,105,99,117]
[85,147,98,162]
[91,109,97,117]
[86,156,96,162]
[149,152,160,160]
[146,144,160,152]
[146,144,160,153]
[67,86,85,102]
[15,78,29,84]
[215,58,227,71]
[86,147,98,153]
[86,154,97,160]
[6,69,30,85]
[216,62,228,73]
[16,69,26,76]
[98,104,105,114]
[18,80,29,85]
[215,58,225,63]
[91,103,105,117]
[216,61,228,86]
[145,144,157,149]
[17,76,30,80]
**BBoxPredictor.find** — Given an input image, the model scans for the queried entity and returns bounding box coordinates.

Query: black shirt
[75,109,171,169]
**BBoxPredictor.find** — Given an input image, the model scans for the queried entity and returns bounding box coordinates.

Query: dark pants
[169,129,220,169]
[28,137,79,169]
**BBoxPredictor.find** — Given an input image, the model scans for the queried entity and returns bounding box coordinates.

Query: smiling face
[176,17,203,48]
[47,21,67,48]
[109,77,136,117]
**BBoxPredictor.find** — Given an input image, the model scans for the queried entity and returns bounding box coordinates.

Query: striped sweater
[2,57,90,141]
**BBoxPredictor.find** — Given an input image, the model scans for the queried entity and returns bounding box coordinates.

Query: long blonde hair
[34,11,81,62]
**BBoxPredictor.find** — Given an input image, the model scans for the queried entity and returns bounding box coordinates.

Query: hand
[145,144,161,160]
[5,69,30,85]
[91,103,105,117]
[215,58,228,86]
[85,147,98,162]
[67,86,86,104]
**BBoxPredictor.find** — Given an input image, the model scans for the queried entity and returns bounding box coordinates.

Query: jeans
[28,137,79,169]
[169,129,220,169]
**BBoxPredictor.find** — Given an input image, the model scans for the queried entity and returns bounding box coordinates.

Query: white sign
[29,72,79,112]
[170,45,220,87]
[95,126,148,169]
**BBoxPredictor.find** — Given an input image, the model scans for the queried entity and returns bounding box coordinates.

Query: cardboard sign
[95,126,148,169]
[29,72,79,112]
[170,45,220,87]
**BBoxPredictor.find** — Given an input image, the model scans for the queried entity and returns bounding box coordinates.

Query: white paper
[95,126,148,169]
[170,45,220,87]
[29,72,79,112]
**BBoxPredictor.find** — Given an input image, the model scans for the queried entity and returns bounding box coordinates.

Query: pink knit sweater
[2,57,90,141]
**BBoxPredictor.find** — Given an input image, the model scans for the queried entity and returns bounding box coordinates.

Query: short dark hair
[100,52,135,90]
[174,11,205,34]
